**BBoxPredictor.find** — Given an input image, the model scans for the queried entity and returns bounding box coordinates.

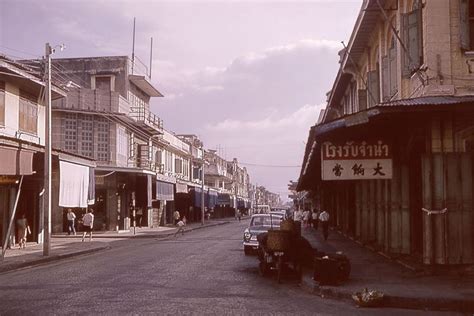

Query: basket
[266,230,292,252]
[280,219,301,236]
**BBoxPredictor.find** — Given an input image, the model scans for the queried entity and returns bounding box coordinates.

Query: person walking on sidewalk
[16,214,30,249]
[174,218,186,237]
[312,209,320,231]
[66,208,76,235]
[81,209,94,242]
[173,210,181,225]
[319,210,330,241]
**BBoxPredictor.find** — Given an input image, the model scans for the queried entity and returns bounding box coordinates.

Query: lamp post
[200,147,205,225]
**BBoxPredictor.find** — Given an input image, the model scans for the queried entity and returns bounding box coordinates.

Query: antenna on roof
[149,37,153,80]
[132,17,136,75]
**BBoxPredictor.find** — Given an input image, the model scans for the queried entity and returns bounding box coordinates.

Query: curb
[0,245,109,275]
[0,221,230,274]
[300,273,474,313]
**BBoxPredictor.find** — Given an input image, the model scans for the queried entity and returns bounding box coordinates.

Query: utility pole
[200,151,205,225]
[43,43,52,256]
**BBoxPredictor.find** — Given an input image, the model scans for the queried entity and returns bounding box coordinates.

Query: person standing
[81,209,94,242]
[174,218,186,237]
[312,209,320,231]
[319,209,330,241]
[303,209,310,229]
[173,210,181,225]
[16,214,29,249]
[66,209,76,235]
[136,207,143,228]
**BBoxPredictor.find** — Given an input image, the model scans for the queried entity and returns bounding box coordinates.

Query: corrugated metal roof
[381,96,474,107]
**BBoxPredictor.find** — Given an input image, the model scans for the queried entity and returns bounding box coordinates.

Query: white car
[243,214,283,255]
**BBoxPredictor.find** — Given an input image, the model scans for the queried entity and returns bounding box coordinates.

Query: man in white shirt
[81,209,94,242]
[66,209,76,236]
[319,210,330,240]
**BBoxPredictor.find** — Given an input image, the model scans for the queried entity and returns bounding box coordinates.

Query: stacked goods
[266,230,292,252]
[280,219,301,236]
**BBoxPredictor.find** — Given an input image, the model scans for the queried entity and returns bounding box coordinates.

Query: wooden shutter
[460,0,470,50]
[358,89,367,111]
[0,81,4,125]
[367,70,379,107]
[382,56,390,101]
[389,45,398,97]
[402,10,422,77]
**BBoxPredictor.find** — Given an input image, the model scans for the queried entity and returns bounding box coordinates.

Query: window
[95,76,111,91]
[402,0,423,76]
[382,35,398,101]
[96,118,109,161]
[460,0,474,50]
[80,115,94,157]
[19,90,38,134]
[367,68,380,107]
[0,81,5,125]
[64,113,77,152]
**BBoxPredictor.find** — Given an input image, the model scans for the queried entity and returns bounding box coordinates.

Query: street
[0,221,457,315]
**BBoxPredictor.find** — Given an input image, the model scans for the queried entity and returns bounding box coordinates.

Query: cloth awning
[175,182,188,194]
[0,147,34,175]
[59,160,90,208]
[207,190,218,209]
[87,167,95,205]
[217,193,231,206]
[157,181,174,201]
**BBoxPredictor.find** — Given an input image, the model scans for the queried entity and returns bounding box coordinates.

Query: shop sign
[321,140,392,180]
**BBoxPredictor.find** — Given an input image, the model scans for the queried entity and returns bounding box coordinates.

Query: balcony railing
[53,88,122,113]
[129,106,163,132]
[128,57,150,80]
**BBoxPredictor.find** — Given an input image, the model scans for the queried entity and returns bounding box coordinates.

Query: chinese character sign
[321,140,392,180]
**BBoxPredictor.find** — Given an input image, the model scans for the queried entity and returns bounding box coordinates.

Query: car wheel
[244,246,252,255]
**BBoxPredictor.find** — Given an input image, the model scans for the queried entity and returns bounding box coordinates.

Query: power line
[238,162,301,168]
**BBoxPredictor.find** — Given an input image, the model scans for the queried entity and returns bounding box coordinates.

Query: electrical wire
[237,162,301,168]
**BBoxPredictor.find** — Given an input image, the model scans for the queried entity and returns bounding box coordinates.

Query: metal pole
[149,37,153,80]
[131,18,136,75]
[201,163,205,225]
[1,176,24,261]
[43,43,52,256]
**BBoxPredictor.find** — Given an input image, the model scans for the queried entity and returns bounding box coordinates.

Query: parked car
[243,214,283,255]
[270,210,287,220]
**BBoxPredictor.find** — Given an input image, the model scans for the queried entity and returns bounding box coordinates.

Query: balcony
[53,88,122,113]
[129,106,163,134]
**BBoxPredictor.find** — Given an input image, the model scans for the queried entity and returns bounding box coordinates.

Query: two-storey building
[51,56,163,231]
[0,55,94,249]
[298,0,474,265]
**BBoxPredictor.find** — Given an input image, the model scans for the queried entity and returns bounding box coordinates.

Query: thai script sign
[321,140,392,180]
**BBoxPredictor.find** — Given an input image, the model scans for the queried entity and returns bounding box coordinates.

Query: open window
[402,0,423,76]
[382,27,399,101]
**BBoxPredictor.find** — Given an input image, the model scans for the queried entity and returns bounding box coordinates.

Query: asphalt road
[0,220,457,315]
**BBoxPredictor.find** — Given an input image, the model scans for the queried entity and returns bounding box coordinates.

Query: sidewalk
[0,220,229,274]
[300,227,474,313]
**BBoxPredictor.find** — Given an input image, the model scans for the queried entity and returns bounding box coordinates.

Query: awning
[157,181,174,201]
[87,167,95,205]
[217,193,231,206]
[175,182,188,194]
[129,75,163,97]
[0,146,34,175]
[207,190,218,209]
[190,187,203,208]
[59,160,90,208]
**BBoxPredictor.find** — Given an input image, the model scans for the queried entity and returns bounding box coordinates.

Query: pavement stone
[0,220,230,274]
[300,226,474,313]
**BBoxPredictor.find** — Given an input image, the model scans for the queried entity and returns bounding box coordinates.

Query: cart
[257,230,294,283]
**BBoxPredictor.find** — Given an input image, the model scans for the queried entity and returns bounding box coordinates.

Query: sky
[0,0,361,199]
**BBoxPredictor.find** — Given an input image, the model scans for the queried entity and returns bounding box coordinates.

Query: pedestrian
[319,209,330,241]
[312,209,320,231]
[136,207,143,228]
[81,209,94,242]
[174,218,186,237]
[16,214,30,249]
[173,209,181,225]
[303,209,310,229]
[293,208,303,223]
[66,208,76,235]
[236,209,241,221]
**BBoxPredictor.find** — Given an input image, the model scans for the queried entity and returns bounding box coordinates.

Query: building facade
[298,0,474,265]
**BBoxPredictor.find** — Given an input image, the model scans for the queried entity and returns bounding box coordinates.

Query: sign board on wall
[321,140,392,180]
